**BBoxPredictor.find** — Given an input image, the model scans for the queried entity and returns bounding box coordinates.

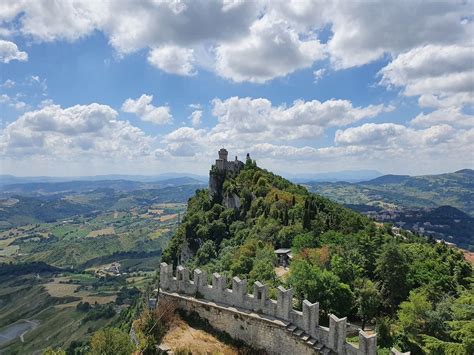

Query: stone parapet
[160,262,380,354]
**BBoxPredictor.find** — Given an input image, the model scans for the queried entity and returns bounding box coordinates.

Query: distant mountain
[284,169,382,183]
[0,183,203,229]
[305,169,474,248]
[306,169,474,216]
[0,177,206,195]
[362,174,410,185]
[0,173,208,187]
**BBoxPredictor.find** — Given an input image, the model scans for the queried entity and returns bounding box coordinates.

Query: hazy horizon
[2,167,473,180]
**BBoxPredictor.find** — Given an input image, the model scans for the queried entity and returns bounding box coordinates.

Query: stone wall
[160,290,318,355]
[159,262,377,355]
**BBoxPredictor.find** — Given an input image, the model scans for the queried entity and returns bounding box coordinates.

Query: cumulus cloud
[411,108,474,128]
[0,40,28,63]
[379,45,474,108]
[0,93,27,110]
[122,94,172,124]
[1,0,106,42]
[325,1,472,69]
[157,95,392,159]
[163,127,208,157]
[209,96,392,143]
[216,14,325,83]
[1,1,472,83]
[335,122,460,149]
[335,123,407,146]
[245,121,473,174]
[189,110,203,127]
[1,0,257,51]
[148,46,196,76]
[1,103,152,158]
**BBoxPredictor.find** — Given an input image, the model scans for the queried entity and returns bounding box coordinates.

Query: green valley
[0,183,193,353]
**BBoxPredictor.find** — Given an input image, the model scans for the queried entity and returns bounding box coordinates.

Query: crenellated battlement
[159,262,377,355]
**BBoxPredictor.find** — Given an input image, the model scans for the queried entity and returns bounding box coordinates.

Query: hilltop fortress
[208,148,247,205]
[213,148,245,173]
[159,262,379,355]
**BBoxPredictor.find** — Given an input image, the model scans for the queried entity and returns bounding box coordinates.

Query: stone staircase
[286,324,332,354]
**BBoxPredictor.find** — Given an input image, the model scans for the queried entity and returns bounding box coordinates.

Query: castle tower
[218,148,228,162]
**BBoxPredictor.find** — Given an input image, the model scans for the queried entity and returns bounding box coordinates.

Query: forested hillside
[163,159,473,354]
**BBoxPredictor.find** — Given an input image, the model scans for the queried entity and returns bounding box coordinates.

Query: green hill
[162,156,472,354]
[306,169,474,216]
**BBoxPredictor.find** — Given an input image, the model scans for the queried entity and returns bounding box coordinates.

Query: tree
[447,289,474,353]
[330,253,364,286]
[89,328,134,355]
[292,232,318,251]
[376,317,394,349]
[355,279,381,330]
[249,246,277,285]
[395,289,432,353]
[289,259,354,316]
[195,240,217,265]
[376,243,410,312]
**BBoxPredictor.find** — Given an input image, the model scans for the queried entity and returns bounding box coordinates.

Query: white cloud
[411,108,474,128]
[189,103,203,110]
[121,94,172,125]
[148,46,196,76]
[6,0,107,42]
[1,79,15,88]
[313,68,326,83]
[189,110,203,127]
[244,121,473,174]
[209,96,392,143]
[216,14,325,83]
[379,45,474,108]
[25,74,48,95]
[0,93,27,110]
[2,1,471,84]
[1,0,257,51]
[335,122,460,149]
[163,127,208,157]
[156,95,392,160]
[1,103,152,158]
[0,40,28,63]
[335,123,407,146]
[325,1,472,69]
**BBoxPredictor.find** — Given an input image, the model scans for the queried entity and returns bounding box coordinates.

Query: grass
[148,228,170,240]
[44,277,116,305]
[160,214,178,222]
[161,315,239,355]
[87,227,115,238]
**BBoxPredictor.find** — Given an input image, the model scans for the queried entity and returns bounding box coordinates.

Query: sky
[0,0,473,177]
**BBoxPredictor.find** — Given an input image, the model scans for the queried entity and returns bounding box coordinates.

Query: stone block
[359,330,377,355]
[232,276,247,307]
[302,299,319,338]
[328,314,347,354]
[277,286,293,321]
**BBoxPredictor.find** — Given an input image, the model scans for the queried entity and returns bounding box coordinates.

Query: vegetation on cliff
[163,160,473,354]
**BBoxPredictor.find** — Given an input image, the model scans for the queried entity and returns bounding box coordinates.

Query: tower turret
[218,148,228,162]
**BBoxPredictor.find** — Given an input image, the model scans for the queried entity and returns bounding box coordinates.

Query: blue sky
[0,1,472,176]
